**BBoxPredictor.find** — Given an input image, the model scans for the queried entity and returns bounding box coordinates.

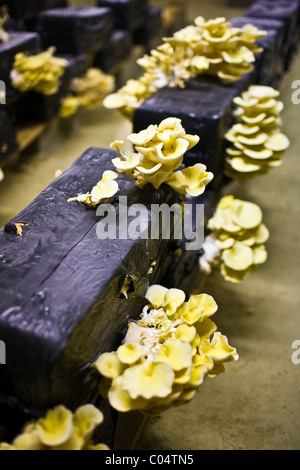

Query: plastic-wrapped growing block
[46,0,68,7]
[245,0,300,70]
[0,146,183,417]
[14,53,89,122]
[161,188,221,294]
[0,0,48,20]
[134,5,163,50]
[36,7,114,55]
[133,75,253,188]
[0,32,41,105]
[230,16,286,88]
[0,108,18,164]
[97,0,148,32]
[93,29,132,73]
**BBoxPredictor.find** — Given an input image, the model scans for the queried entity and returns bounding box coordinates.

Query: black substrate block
[93,30,132,73]
[35,7,114,55]
[134,6,163,51]
[0,32,41,106]
[46,0,68,7]
[13,53,89,122]
[231,16,286,88]
[133,75,253,188]
[0,108,18,164]
[245,0,300,70]
[0,0,48,20]
[97,0,148,32]
[161,188,221,294]
[0,147,183,417]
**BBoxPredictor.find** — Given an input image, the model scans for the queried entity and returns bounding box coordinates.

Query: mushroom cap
[117,343,144,364]
[35,406,73,447]
[12,433,44,451]
[232,199,263,229]
[222,242,254,271]
[253,245,268,265]
[93,352,123,380]
[265,132,290,152]
[175,324,197,343]
[73,405,104,443]
[154,338,193,371]
[121,361,175,399]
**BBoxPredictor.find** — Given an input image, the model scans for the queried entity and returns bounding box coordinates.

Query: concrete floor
[0,0,300,451]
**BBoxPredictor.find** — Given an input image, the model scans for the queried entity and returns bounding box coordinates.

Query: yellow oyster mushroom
[175,324,197,343]
[155,138,190,166]
[215,235,235,249]
[254,223,270,244]
[154,338,193,371]
[11,47,68,95]
[248,85,280,100]
[112,152,140,172]
[222,47,255,65]
[163,287,186,316]
[236,132,269,146]
[12,433,44,450]
[35,406,73,447]
[70,170,119,207]
[190,293,218,322]
[173,366,192,385]
[108,376,148,412]
[116,343,144,364]
[145,284,168,309]
[232,200,263,229]
[232,124,260,135]
[93,351,123,380]
[73,404,104,444]
[264,132,290,152]
[90,171,119,202]
[127,125,157,146]
[205,332,239,364]
[177,302,205,325]
[242,147,273,160]
[195,318,217,342]
[226,156,262,174]
[252,245,268,265]
[121,361,175,400]
[85,442,110,450]
[220,263,253,283]
[166,163,214,197]
[0,442,16,450]
[222,242,254,271]
[59,95,80,118]
[188,363,209,387]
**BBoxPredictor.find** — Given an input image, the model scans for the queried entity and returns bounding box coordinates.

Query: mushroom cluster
[68,170,119,208]
[11,47,68,95]
[104,16,266,120]
[0,404,109,450]
[93,285,238,416]
[166,17,265,84]
[111,117,214,195]
[204,195,269,283]
[59,68,115,118]
[225,85,290,179]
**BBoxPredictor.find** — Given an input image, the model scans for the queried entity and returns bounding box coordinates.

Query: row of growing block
[132,0,300,191]
[0,145,219,445]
